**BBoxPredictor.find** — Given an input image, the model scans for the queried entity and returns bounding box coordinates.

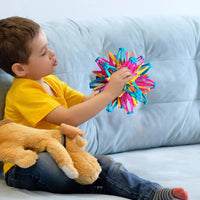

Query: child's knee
[96,155,114,168]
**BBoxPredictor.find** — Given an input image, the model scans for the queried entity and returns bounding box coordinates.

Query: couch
[0,15,200,200]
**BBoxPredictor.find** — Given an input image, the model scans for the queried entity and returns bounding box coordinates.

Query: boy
[0,16,188,200]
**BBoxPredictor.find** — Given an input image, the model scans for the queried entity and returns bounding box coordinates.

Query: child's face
[22,28,57,80]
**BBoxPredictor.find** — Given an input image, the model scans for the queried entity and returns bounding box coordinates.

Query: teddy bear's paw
[16,150,38,168]
[61,166,79,179]
[75,175,98,185]
[15,150,38,168]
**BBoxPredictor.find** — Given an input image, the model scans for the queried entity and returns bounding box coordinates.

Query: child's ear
[11,63,28,77]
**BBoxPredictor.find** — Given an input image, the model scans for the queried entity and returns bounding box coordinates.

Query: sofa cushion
[0,70,13,120]
[41,16,200,155]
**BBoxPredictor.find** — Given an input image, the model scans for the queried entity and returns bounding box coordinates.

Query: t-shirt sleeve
[5,76,85,127]
[5,83,60,127]
[60,81,85,108]
[45,75,85,108]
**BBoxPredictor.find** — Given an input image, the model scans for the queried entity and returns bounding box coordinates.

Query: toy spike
[89,48,156,114]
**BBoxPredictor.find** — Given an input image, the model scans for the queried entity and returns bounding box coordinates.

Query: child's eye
[41,51,47,56]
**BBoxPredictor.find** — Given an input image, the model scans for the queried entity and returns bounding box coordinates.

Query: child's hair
[0,16,40,76]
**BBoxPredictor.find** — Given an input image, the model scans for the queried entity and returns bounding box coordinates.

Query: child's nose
[48,48,55,58]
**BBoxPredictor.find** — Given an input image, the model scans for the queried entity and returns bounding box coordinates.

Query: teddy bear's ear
[60,123,84,139]
[0,119,14,127]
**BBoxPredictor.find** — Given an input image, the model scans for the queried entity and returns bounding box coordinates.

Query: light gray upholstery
[0,16,199,200]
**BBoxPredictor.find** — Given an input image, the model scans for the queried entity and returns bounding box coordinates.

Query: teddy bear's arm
[60,123,102,185]
[46,139,79,179]
[60,123,84,139]
[0,144,38,168]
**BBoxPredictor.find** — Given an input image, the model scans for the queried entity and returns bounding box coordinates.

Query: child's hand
[104,67,133,98]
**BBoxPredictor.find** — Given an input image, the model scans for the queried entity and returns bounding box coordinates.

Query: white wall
[1,0,200,23]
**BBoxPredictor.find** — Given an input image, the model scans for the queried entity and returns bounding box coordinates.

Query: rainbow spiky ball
[89,48,156,114]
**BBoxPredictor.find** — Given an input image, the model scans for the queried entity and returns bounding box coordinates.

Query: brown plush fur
[0,119,101,184]
[61,124,102,184]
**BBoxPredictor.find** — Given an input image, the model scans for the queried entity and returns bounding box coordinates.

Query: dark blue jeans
[5,153,161,200]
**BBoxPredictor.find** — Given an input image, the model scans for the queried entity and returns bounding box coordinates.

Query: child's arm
[43,67,133,127]
[82,92,98,102]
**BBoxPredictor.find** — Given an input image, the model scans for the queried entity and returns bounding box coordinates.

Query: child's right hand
[104,67,133,98]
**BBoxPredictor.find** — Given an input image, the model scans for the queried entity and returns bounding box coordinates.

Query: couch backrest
[1,16,200,156]
[0,70,13,120]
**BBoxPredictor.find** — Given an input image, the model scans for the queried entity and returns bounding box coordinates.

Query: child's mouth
[53,59,58,66]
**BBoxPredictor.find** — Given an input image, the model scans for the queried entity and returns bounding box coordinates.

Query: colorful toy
[90,48,156,114]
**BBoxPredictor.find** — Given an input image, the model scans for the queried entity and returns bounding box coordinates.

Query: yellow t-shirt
[3,75,84,174]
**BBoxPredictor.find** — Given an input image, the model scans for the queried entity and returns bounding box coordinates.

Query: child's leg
[5,152,104,194]
[5,152,188,199]
[5,152,80,193]
[96,155,188,200]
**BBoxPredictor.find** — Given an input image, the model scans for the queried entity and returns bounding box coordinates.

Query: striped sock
[152,188,188,200]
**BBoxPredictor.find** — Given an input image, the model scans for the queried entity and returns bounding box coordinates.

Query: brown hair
[0,16,40,76]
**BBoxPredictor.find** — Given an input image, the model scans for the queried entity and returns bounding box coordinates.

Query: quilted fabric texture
[39,16,200,155]
[0,16,200,156]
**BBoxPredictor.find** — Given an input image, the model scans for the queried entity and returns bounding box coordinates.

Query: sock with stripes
[152,188,188,200]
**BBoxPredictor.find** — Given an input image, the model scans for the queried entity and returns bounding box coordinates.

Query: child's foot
[153,188,188,200]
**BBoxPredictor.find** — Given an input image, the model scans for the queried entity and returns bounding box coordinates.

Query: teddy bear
[0,119,101,185]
